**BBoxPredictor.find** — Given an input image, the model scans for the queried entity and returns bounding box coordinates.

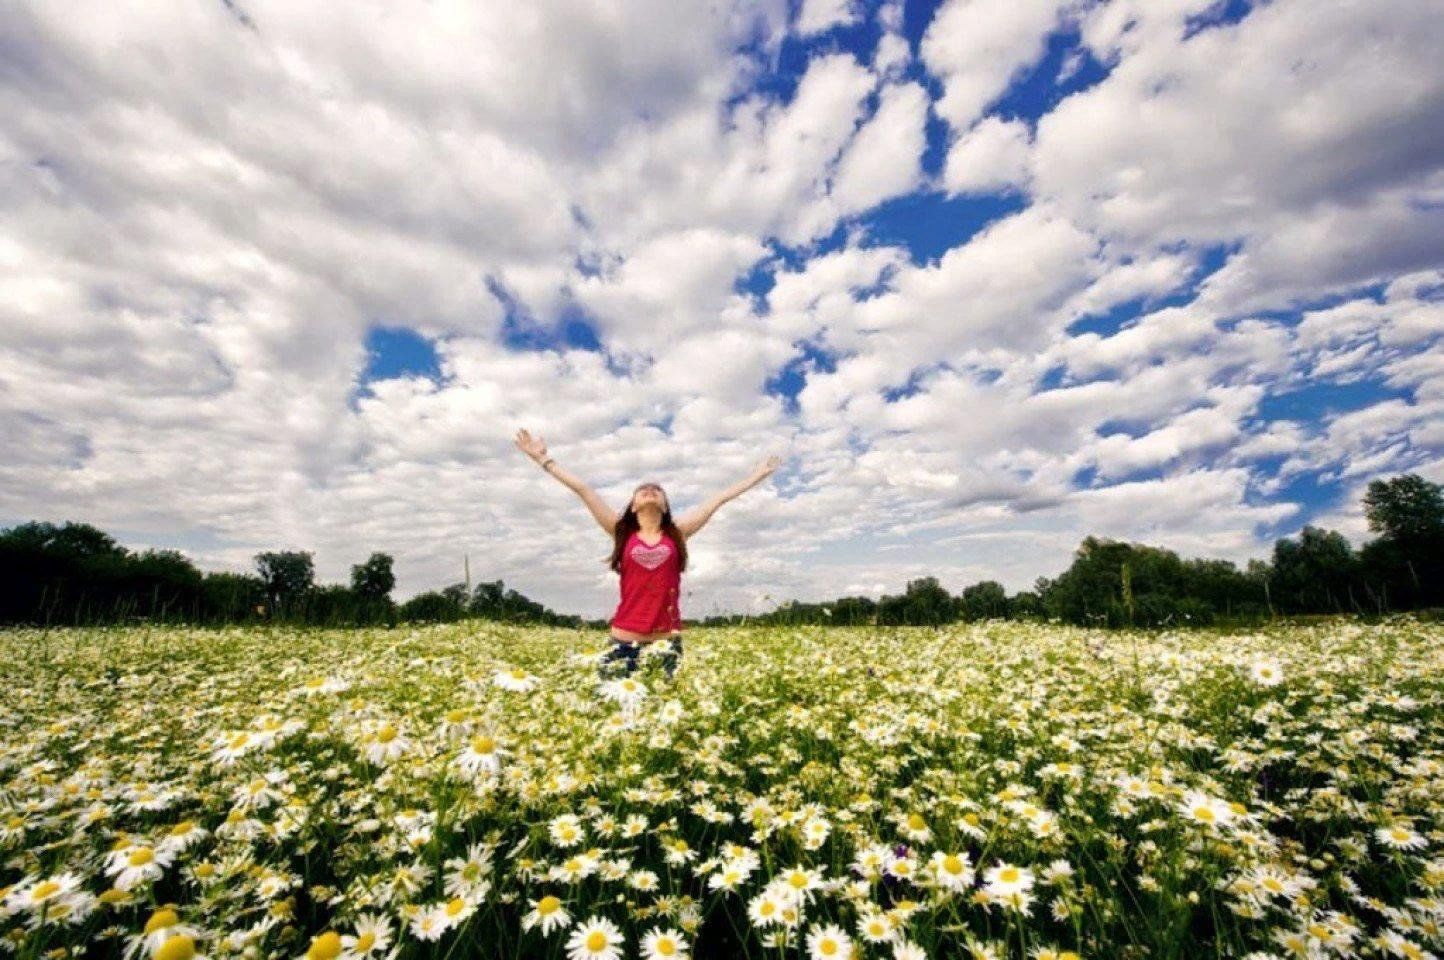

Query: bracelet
[540,457,555,470]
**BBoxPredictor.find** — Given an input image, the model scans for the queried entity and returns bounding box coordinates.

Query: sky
[2,0,1443,618]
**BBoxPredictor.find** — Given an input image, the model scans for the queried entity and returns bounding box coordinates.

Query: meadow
[3,619,1442,960]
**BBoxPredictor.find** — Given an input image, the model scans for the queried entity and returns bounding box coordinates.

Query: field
[3,620,1443,960]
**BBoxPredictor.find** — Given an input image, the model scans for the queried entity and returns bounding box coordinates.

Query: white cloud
[795,0,861,36]
[921,0,1074,130]
[942,116,1033,196]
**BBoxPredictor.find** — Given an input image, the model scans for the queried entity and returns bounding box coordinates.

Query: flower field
[3,619,1443,960]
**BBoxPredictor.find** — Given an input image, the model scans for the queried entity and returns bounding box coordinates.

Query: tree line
[0,529,583,628]
[2,472,1439,630]
[700,472,1444,628]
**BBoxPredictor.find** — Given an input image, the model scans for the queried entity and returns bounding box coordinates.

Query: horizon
[2,0,1442,618]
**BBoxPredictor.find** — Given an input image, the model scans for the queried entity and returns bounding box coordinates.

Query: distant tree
[350,553,396,600]
[254,550,315,619]
[200,571,266,623]
[400,590,466,623]
[959,581,1009,621]
[1269,526,1359,614]
[1364,474,1444,543]
[1361,473,1444,609]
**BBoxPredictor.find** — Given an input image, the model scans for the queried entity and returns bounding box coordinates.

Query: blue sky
[3,0,1442,611]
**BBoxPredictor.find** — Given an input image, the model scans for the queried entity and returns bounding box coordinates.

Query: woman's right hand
[514,428,548,463]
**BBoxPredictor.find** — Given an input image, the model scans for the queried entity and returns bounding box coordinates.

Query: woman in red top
[514,427,780,678]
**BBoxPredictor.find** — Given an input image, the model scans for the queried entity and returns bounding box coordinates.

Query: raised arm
[676,454,782,540]
[514,428,618,536]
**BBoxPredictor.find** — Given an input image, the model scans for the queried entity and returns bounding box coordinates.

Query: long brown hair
[608,483,688,574]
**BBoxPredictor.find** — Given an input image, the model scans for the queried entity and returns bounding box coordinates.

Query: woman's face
[632,483,668,514]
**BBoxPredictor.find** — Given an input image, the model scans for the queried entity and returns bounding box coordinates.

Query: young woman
[513,427,780,678]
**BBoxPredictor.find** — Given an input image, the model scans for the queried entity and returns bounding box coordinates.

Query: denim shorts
[599,634,682,677]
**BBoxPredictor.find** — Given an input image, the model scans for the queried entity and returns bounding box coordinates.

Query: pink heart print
[631,543,670,570]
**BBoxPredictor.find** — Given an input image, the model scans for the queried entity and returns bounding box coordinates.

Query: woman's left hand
[751,454,782,481]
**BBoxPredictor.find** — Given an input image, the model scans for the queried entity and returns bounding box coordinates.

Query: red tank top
[610,530,682,633]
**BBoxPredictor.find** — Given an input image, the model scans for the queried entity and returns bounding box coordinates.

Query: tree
[1364,474,1444,543]
[254,550,315,619]
[1361,473,1444,609]
[350,552,396,600]
[959,581,1008,621]
[1269,526,1359,614]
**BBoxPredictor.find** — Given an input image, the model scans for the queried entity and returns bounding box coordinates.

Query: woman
[513,427,780,678]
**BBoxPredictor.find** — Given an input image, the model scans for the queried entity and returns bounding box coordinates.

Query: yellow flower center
[31,881,60,900]
[907,813,926,831]
[943,855,965,874]
[821,938,839,956]
[446,898,467,917]
[538,896,560,915]
[154,935,196,960]
[656,938,677,956]
[229,733,250,749]
[472,735,496,754]
[1193,806,1216,823]
[789,872,807,888]
[306,931,343,960]
[170,821,195,837]
[510,669,527,680]
[376,725,397,744]
[963,812,980,825]
[128,847,156,866]
[98,888,129,904]
[586,931,607,951]
[144,908,179,934]
[998,867,1019,883]
[306,678,326,688]
[354,933,376,952]
[759,900,776,917]
[446,709,468,723]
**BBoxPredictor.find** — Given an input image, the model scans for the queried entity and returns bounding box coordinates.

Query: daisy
[523,895,573,936]
[105,844,176,891]
[600,676,648,709]
[493,668,538,692]
[857,909,896,943]
[982,862,1034,899]
[211,730,262,766]
[885,849,920,883]
[158,820,209,856]
[806,922,852,960]
[362,723,410,765]
[443,842,495,898]
[340,913,393,958]
[124,907,204,960]
[565,915,624,960]
[549,813,586,848]
[640,927,689,960]
[300,931,343,960]
[409,908,448,943]
[748,891,784,928]
[801,815,831,850]
[153,934,206,960]
[4,873,85,916]
[898,812,933,844]
[454,734,510,779]
[1179,791,1237,831]
[928,850,975,892]
[776,864,825,903]
[1376,823,1428,851]
[1248,659,1284,686]
[435,896,477,930]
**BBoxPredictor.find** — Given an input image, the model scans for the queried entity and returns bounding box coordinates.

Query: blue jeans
[599,635,682,678]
